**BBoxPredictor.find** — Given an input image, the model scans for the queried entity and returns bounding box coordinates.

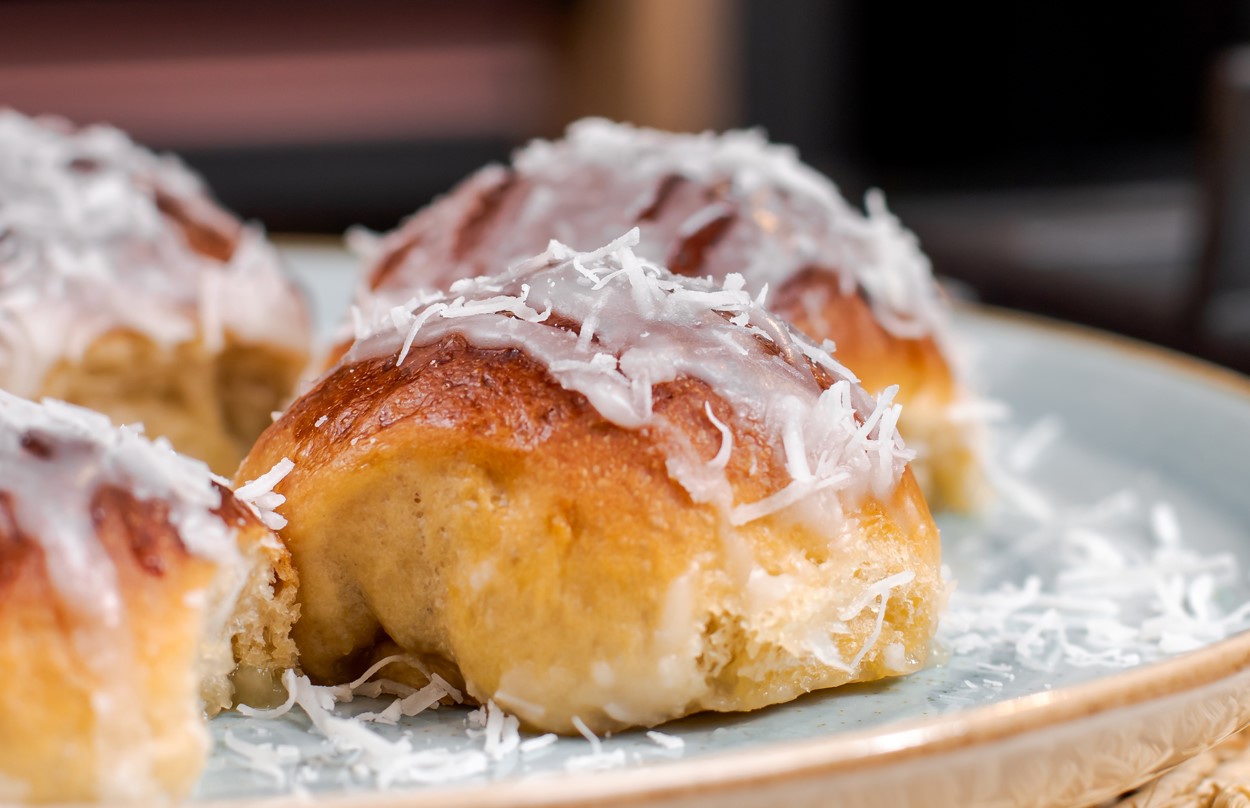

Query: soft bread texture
[0,110,310,475]
[39,331,305,478]
[347,119,981,510]
[205,485,302,714]
[243,255,943,735]
[0,394,298,803]
[241,341,941,733]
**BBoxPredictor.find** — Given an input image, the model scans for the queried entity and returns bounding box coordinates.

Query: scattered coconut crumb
[645,731,684,750]
[519,734,558,755]
[234,456,295,529]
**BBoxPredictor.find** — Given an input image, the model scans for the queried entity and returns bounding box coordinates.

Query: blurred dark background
[3,0,1250,370]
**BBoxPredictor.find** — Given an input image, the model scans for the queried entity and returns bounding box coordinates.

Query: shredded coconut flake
[938,413,1250,703]
[347,232,912,534]
[356,118,949,353]
[480,701,521,760]
[237,669,300,719]
[518,734,558,755]
[703,402,733,470]
[1150,501,1182,547]
[570,716,602,755]
[234,457,295,530]
[644,730,685,750]
[563,749,628,773]
[237,668,492,789]
[221,731,300,785]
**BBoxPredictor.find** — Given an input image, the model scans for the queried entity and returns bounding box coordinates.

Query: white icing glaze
[0,389,254,798]
[355,118,946,343]
[350,229,913,524]
[0,389,243,614]
[0,109,309,396]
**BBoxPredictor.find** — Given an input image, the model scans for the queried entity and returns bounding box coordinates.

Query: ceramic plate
[197,242,1250,807]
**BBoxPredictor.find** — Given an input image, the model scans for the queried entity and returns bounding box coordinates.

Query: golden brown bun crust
[773,268,952,401]
[0,483,214,803]
[241,336,943,734]
[773,269,981,511]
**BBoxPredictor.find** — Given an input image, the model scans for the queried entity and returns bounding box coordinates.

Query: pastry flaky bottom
[37,329,307,477]
[239,338,945,735]
[0,486,298,804]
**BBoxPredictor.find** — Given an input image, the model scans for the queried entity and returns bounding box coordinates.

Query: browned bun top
[0,391,254,605]
[772,267,955,398]
[355,118,947,354]
[277,233,919,541]
[257,333,813,512]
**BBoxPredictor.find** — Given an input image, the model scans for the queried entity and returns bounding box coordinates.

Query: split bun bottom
[239,338,944,735]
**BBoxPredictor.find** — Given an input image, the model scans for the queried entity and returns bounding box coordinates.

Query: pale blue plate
[195,244,1250,807]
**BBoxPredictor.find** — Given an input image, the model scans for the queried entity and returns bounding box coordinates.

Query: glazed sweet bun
[349,118,981,511]
[240,230,943,735]
[0,390,298,804]
[0,109,311,475]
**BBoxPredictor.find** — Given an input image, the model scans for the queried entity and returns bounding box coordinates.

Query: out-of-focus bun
[0,109,311,475]
[347,118,981,510]
[0,390,297,803]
